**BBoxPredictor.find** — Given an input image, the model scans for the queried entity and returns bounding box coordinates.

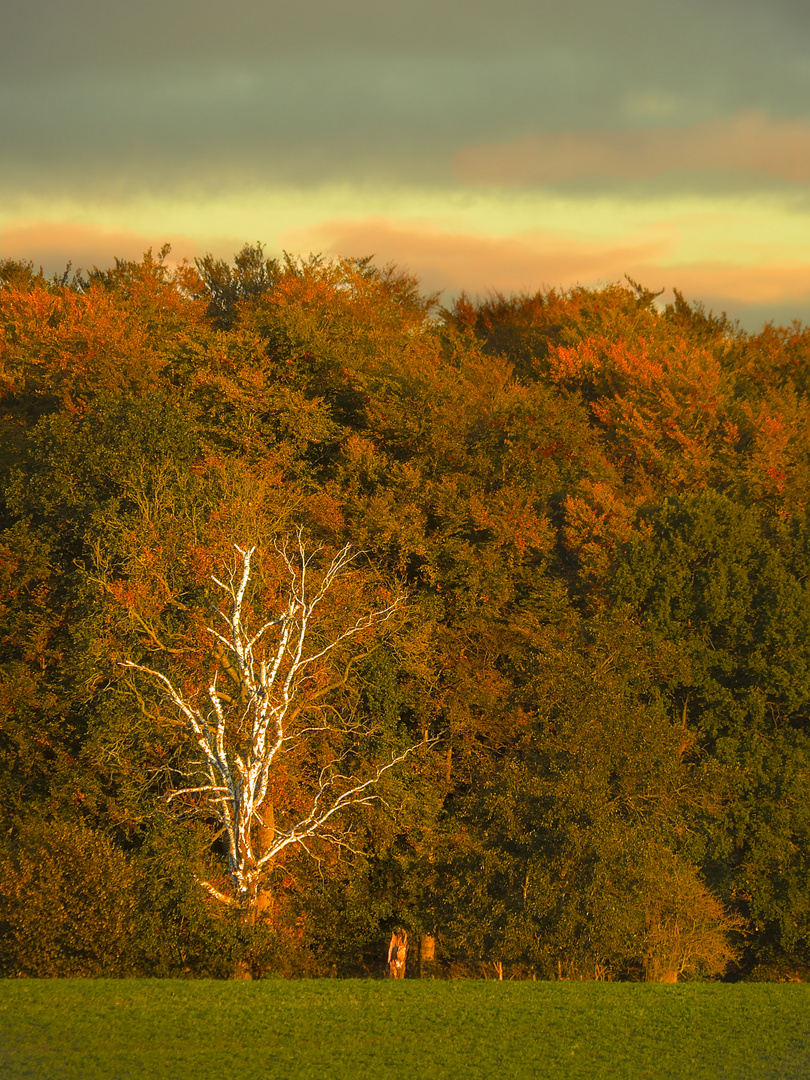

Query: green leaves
[0,819,139,977]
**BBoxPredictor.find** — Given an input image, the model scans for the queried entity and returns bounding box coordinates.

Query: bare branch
[197,879,237,906]
[166,785,228,801]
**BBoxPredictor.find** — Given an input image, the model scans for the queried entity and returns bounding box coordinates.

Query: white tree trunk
[124,530,430,911]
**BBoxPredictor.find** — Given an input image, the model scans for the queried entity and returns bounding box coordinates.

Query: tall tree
[125,534,430,916]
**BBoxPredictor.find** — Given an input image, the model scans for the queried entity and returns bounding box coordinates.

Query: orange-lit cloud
[454,109,810,185]
[283,216,810,306]
[0,221,199,273]
[282,217,679,296]
[660,262,810,305]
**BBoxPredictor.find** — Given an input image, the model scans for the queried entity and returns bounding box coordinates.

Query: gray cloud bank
[2,0,809,195]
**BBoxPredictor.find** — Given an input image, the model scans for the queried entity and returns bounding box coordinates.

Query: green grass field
[0,980,807,1080]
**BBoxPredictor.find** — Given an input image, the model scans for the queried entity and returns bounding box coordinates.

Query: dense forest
[1,244,808,981]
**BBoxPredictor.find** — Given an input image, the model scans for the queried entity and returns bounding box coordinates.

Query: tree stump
[387,930,408,978]
[419,934,437,979]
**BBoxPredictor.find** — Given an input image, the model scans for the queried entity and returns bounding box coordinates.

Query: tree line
[0,245,808,981]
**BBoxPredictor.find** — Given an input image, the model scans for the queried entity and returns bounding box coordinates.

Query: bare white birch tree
[123,529,422,913]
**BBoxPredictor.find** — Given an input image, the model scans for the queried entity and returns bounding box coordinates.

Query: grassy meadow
[0,979,807,1079]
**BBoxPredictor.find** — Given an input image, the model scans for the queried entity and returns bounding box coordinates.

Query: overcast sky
[2,0,810,327]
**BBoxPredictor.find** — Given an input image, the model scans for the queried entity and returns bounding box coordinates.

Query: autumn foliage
[1,247,809,981]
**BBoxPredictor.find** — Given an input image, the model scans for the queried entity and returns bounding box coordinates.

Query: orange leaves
[563,480,639,585]
[267,255,432,331]
[549,326,733,491]
[740,398,800,504]
[242,255,434,380]
[106,578,140,612]
[0,252,208,416]
[467,487,554,560]
[2,288,147,412]
[549,339,604,383]
[343,432,386,485]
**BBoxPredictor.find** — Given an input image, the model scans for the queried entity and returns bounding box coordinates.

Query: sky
[2,0,810,329]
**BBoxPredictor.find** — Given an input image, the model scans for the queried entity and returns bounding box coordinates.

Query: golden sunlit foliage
[1,246,809,980]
